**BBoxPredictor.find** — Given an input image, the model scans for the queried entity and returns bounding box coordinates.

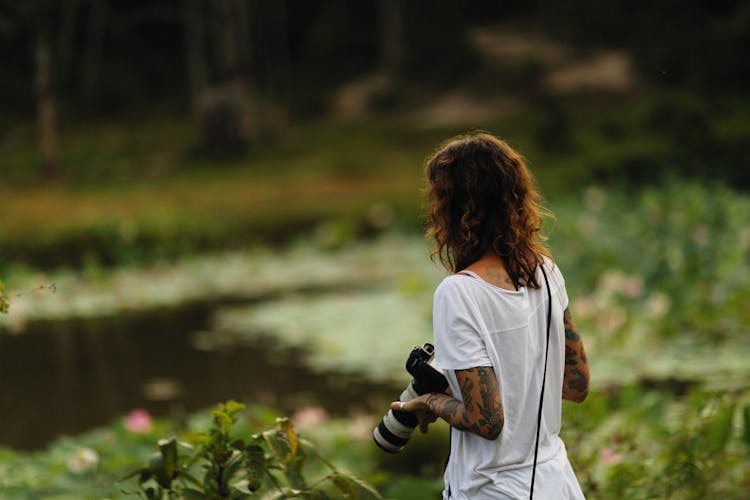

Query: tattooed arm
[562,307,589,402]
[392,366,504,440]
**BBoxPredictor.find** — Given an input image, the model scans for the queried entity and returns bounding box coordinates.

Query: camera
[373,343,449,453]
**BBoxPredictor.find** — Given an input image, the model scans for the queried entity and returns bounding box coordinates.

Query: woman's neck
[462,252,517,291]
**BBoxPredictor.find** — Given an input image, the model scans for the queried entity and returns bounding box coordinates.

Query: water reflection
[0,300,399,450]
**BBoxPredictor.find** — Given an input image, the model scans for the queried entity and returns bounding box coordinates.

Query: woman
[393,132,589,499]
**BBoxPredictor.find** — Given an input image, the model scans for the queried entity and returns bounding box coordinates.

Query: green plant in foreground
[0,281,8,313]
[125,400,381,499]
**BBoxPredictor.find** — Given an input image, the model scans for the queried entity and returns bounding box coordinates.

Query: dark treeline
[3,0,748,114]
[0,0,476,115]
[1,0,749,181]
[534,0,750,91]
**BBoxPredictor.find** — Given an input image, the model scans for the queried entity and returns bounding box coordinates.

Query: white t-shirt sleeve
[547,259,570,311]
[432,278,492,370]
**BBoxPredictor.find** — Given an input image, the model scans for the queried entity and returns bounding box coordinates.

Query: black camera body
[373,343,449,453]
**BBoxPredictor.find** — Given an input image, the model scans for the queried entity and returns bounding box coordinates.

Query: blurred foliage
[2,90,750,273]
[126,401,381,499]
[563,384,750,499]
[0,281,8,313]
[3,181,749,368]
[1,385,748,499]
[1,178,749,497]
[549,181,750,344]
[533,0,750,91]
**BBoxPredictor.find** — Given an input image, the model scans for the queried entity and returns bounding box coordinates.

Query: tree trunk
[80,0,108,97]
[379,0,403,79]
[57,0,79,87]
[264,0,291,94]
[35,13,60,178]
[183,0,209,116]
[189,0,257,156]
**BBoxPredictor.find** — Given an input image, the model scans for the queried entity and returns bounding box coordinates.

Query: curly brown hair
[424,132,551,289]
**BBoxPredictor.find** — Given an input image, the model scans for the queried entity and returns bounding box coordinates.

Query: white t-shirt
[433,259,585,499]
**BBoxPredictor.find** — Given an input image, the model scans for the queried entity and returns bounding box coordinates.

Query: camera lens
[373,343,448,453]
[372,383,419,453]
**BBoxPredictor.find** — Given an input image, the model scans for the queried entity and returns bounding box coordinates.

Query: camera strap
[530,264,552,500]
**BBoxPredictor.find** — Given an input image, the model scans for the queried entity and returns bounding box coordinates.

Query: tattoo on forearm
[425,393,465,429]
[425,367,504,439]
[568,368,588,392]
[460,376,475,412]
[565,344,577,365]
[476,367,504,435]
[564,308,580,341]
[562,307,590,401]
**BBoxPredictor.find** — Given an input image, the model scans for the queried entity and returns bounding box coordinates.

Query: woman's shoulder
[539,257,569,309]
[434,273,477,299]
[541,256,566,283]
[436,273,467,292]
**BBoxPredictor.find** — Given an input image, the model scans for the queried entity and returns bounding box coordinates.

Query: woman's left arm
[393,366,504,440]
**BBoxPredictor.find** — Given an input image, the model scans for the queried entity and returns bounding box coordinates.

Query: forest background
[1,1,749,498]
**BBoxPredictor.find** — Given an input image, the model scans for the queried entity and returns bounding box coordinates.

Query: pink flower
[600,447,623,466]
[621,276,644,299]
[292,406,329,430]
[348,414,375,441]
[124,408,153,434]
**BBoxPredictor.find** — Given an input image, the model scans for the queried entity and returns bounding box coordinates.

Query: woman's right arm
[393,365,504,440]
[562,307,589,402]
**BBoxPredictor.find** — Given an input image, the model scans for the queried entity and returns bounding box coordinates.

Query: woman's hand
[392,368,504,441]
[391,395,438,433]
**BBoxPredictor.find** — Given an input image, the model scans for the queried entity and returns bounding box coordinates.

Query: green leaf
[184,443,207,469]
[285,454,307,491]
[222,399,247,417]
[228,489,250,500]
[221,450,244,486]
[742,405,750,448]
[139,468,153,484]
[0,281,8,314]
[305,476,342,499]
[179,487,208,499]
[332,471,383,499]
[212,410,233,432]
[149,453,172,489]
[702,402,735,454]
[203,465,219,496]
[332,474,358,498]
[276,417,300,458]
[245,444,265,492]
[158,437,180,479]
[180,470,204,490]
[120,466,148,482]
[231,439,247,451]
[262,429,292,465]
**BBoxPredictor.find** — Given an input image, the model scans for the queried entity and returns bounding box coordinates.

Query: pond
[0,297,404,451]
[5,225,747,452]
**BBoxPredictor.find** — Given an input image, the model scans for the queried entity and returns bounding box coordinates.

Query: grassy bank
[3,91,750,272]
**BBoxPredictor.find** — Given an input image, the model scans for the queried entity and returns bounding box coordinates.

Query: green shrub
[0,281,8,313]
[125,401,381,499]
